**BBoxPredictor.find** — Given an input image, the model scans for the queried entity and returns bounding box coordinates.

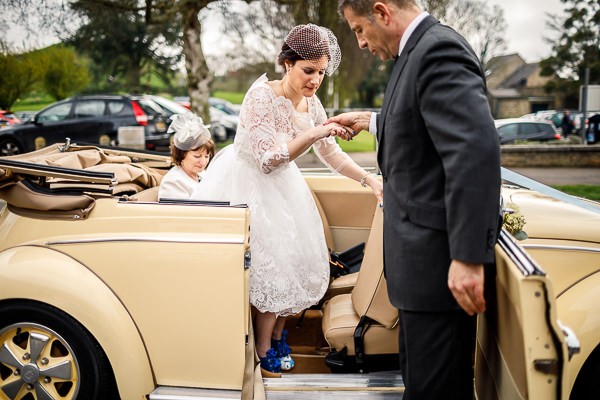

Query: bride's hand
[312,123,349,141]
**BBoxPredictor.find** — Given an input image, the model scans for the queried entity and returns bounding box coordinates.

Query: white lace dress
[193,74,354,316]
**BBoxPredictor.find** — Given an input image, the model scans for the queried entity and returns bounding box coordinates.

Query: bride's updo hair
[277,24,341,76]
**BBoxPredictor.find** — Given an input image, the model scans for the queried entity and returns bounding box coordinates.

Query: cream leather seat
[312,193,361,301]
[321,206,399,372]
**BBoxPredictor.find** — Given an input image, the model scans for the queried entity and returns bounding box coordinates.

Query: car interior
[5,141,600,399]
[0,142,404,382]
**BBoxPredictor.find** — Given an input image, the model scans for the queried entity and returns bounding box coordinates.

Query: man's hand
[448,260,486,316]
[326,111,372,135]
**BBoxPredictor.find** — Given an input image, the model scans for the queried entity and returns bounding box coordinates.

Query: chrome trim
[149,386,241,400]
[46,237,244,246]
[498,229,546,276]
[263,372,404,390]
[522,244,600,253]
[558,320,581,361]
[244,250,251,270]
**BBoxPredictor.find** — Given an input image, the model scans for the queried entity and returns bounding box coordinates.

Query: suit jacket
[378,16,501,311]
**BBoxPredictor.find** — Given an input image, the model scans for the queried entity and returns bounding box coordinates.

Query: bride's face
[287,56,328,97]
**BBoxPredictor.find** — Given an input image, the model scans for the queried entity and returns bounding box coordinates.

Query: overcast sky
[6,0,568,64]
[488,0,566,62]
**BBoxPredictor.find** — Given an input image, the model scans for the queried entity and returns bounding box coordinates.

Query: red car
[0,110,21,127]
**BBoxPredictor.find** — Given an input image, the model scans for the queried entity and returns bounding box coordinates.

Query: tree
[0,44,44,109]
[210,0,378,109]
[424,0,506,65]
[69,0,182,93]
[540,0,600,107]
[42,45,90,100]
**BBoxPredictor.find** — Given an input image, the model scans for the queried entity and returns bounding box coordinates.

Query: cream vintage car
[0,143,598,400]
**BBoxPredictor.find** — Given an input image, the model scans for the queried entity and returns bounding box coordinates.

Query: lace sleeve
[310,96,353,174]
[243,86,290,174]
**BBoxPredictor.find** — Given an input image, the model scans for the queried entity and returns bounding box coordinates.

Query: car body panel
[0,144,599,399]
[0,245,155,399]
[475,230,569,400]
[0,197,252,392]
[554,271,600,394]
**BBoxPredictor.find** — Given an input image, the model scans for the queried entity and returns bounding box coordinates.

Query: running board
[149,386,241,399]
[264,372,404,399]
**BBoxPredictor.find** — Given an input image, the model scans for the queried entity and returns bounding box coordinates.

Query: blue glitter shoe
[272,330,295,371]
[260,348,281,373]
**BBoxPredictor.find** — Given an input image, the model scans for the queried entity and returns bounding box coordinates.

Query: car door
[29,99,109,148]
[497,123,519,144]
[18,101,74,151]
[61,99,112,145]
[517,122,543,141]
[475,229,574,400]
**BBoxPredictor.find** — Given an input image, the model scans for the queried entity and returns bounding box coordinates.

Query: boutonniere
[503,202,528,240]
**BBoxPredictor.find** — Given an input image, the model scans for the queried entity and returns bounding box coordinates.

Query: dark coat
[377,16,501,312]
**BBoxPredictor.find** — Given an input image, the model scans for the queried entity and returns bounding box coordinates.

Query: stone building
[485,54,562,119]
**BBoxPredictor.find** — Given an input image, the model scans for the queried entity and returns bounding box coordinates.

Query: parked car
[210,97,240,115]
[141,95,228,142]
[174,96,241,115]
[173,95,239,140]
[12,110,37,122]
[172,95,191,110]
[210,106,238,140]
[0,95,169,156]
[495,118,562,144]
[0,110,21,127]
[0,143,599,399]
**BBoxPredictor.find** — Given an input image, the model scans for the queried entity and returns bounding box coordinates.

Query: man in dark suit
[329,0,501,398]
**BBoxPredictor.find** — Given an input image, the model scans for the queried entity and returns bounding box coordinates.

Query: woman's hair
[171,138,216,166]
[277,43,304,70]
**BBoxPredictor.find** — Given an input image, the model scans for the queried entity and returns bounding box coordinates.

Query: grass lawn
[552,185,600,201]
[212,91,245,105]
[336,130,377,152]
[11,95,55,112]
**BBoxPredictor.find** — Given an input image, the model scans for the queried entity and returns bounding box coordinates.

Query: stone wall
[501,144,600,167]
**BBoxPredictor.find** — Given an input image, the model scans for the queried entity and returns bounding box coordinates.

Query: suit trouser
[398,308,476,400]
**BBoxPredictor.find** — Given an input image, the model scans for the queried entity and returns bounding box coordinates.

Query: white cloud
[488,0,567,62]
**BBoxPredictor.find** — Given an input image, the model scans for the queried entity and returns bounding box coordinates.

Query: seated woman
[159,113,215,200]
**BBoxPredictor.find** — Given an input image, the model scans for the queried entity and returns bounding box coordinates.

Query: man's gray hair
[338,0,418,17]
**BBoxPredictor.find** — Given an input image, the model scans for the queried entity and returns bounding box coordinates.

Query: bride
[191,23,382,375]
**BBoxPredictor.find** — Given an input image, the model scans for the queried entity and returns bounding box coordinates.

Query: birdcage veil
[284,24,341,76]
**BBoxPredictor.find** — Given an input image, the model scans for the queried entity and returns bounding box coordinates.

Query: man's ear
[372,2,392,24]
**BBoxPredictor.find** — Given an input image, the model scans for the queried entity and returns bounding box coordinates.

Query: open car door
[475,229,579,400]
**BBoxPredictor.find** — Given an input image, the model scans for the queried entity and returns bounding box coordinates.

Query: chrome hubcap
[0,324,79,400]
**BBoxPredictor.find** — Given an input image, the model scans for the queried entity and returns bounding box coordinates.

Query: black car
[0,95,169,156]
[495,119,562,144]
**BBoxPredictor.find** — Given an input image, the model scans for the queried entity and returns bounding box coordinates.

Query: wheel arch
[0,245,155,399]
[570,342,600,399]
[556,270,600,397]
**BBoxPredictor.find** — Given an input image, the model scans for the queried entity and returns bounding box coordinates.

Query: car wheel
[0,138,22,156]
[0,301,118,400]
